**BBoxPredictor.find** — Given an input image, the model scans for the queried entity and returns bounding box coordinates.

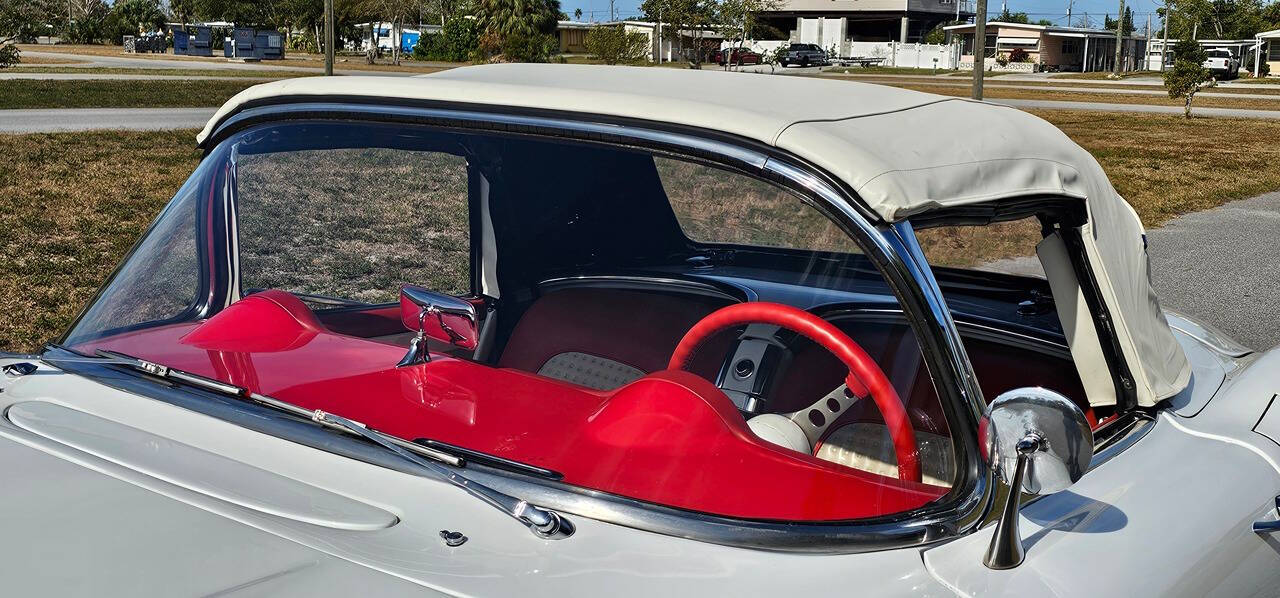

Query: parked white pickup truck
[1203,48,1240,79]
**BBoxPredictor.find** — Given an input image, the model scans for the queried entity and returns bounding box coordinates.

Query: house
[557,21,593,54]
[756,0,974,54]
[1146,38,1256,71]
[944,21,1146,72]
[1256,29,1280,76]
[602,21,724,62]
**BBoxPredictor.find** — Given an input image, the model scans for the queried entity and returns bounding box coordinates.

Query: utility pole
[1161,4,1170,71]
[1112,0,1124,75]
[610,0,616,21]
[324,0,335,76]
[1066,0,1073,26]
[972,0,987,99]
[1144,14,1151,70]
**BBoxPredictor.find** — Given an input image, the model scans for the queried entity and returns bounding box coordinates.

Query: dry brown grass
[14,54,88,64]
[828,74,1280,96]
[0,130,202,352]
[0,79,264,109]
[870,81,1280,111]
[4,111,1280,351]
[8,66,316,78]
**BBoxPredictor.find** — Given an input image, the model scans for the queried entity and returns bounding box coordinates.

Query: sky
[559,0,1169,33]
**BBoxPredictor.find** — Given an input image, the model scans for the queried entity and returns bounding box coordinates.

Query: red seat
[497,288,735,389]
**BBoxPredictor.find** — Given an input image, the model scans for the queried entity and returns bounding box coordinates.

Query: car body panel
[923,337,1280,597]
[0,357,956,597]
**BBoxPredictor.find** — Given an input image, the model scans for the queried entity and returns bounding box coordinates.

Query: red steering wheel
[668,302,921,483]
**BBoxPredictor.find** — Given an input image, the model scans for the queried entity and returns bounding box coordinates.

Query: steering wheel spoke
[786,381,865,449]
[669,301,921,482]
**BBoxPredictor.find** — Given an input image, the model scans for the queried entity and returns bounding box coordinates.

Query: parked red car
[712,47,763,66]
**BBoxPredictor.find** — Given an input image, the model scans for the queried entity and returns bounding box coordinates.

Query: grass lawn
[8,66,320,79]
[0,130,202,352]
[3,111,1280,350]
[0,79,264,109]
[830,74,1280,97]
[865,80,1280,110]
[12,54,88,65]
[1051,70,1162,80]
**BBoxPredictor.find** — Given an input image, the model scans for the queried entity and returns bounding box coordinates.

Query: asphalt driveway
[1145,191,1280,350]
[984,191,1280,350]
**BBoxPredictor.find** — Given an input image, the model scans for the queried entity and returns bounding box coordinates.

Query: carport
[1256,28,1280,77]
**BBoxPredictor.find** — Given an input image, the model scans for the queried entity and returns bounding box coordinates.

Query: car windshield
[61,119,966,523]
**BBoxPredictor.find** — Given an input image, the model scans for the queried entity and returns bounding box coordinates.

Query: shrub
[0,44,19,69]
[995,53,1010,66]
[1008,47,1029,63]
[584,25,648,64]
[413,17,481,62]
[500,31,556,62]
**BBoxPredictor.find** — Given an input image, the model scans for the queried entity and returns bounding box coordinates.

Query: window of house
[1062,39,1079,54]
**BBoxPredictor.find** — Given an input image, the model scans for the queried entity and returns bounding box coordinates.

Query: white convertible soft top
[197,65,1189,406]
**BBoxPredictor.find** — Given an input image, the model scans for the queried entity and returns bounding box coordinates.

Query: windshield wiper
[39,349,574,540]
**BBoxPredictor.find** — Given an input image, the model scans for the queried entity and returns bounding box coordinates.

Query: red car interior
[79,289,948,521]
[667,301,921,482]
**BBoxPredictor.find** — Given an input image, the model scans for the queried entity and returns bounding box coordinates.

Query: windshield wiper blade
[313,410,574,540]
[41,348,574,540]
[39,349,462,467]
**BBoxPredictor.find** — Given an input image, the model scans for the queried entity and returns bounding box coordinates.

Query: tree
[1104,6,1135,35]
[1163,39,1215,118]
[573,7,582,19]
[474,0,561,61]
[995,9,1030,23]
[714,0,782,70]
[1035,18,1053,25]
[475,0,561,38]
[585,23,647,63]
[641,0,714,63]
[922,19,961,44]
[413,15,479,61]
[0,0,60,43]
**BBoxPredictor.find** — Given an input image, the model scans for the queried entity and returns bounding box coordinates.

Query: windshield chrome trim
[113,103,997,552]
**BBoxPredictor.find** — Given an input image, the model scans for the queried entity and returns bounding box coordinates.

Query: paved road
[0,108,215,133]
[984,191,1280,350]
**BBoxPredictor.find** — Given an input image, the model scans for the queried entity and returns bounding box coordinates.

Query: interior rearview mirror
[980,387,1093,570]
[397,285,479,367]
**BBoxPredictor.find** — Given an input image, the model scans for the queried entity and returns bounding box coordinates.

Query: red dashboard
[78,291,945,521]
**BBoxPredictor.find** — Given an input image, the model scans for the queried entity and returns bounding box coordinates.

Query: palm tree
[474,0,562,38]
[573,7,582,19]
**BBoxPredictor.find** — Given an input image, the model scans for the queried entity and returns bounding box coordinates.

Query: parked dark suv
[778,43,828,67]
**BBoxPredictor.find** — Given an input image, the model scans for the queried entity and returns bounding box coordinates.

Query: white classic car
[3,66,1279,597]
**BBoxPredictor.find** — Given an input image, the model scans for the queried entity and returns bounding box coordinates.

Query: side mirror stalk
[979,388,1093,570]
[983,433,1043,569]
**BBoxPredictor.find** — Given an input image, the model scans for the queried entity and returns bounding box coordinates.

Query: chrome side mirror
[396,285,479,367]
[980,387,1093,569]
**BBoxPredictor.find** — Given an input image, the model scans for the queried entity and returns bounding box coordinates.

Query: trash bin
[224,38,233,58]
